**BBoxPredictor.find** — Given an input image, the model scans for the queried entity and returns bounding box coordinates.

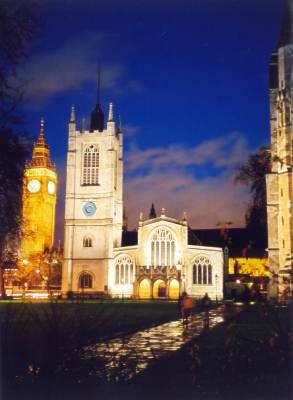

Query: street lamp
[176,262,183,295]
[215,274,218,304]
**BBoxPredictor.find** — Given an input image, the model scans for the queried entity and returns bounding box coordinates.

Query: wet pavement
[82,309,225,382]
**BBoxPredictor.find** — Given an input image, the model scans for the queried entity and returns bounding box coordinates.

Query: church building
[62,98,224,300]
[266,2,293,299]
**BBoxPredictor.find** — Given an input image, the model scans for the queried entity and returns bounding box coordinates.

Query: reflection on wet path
[82,310,224,381]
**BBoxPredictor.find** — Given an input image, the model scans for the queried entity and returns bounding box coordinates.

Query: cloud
[53,131,253,241]
[123,123,140,137]
[124,132,252,229]
[126,132,251,172]
[23,32,141,107]
[124,169,249,230]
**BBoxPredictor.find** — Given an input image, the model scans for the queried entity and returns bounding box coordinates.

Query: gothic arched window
[115,255,134,285]
[79,273,93,289]
[82,145,99,185]
[83,236,93,247]
[150,228,176,267]
[193,256,213,285]
[193,265,197,284]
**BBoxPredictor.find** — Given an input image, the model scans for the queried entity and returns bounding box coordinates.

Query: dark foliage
[0,1,39,295]
[235,147,271,254]
[0,0,38,128]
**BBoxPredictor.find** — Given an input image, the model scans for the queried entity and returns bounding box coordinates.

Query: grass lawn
[1,301,292,400]
[123,303,292,400]
[1,299,179,399]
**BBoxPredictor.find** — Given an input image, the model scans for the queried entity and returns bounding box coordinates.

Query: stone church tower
[266,1,293,298]
[21,119,57,259]
[62,99,123,296]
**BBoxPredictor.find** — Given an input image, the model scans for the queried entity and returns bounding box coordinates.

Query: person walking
[201,293,211,329]
[181,292,193,326]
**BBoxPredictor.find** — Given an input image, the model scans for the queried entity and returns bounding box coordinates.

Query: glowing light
[25,292,49,299]
[236,279,241,284]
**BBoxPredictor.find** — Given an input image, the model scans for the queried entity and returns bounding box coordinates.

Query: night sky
[21,0,285,242]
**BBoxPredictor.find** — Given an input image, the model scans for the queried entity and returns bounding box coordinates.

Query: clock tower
[21,118,57,259]
[62,101,123,296]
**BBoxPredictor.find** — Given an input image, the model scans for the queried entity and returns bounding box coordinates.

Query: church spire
[35,117,47,148]
[149,203,157,219]
[90,63,104,132]
[28,118,55,170]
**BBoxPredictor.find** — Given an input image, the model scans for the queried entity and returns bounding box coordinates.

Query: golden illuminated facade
[21,119,57,259]
[266,3,293,298]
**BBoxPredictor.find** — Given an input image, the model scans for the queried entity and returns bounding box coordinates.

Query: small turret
[108,102,114,122]
[70,105,75,123]
[69,105,76,135]
[107,102,115,134]
[116,114,122,136]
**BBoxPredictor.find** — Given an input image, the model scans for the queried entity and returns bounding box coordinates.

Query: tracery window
[150,228,176,267]
[83,236,93,247]
[193,256,212,285]
[115,255,134,285]
[79,272,93,289]
[82,145,99,185]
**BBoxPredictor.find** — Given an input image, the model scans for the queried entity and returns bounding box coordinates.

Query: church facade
[266,3,293,299]
[62,100,224,300]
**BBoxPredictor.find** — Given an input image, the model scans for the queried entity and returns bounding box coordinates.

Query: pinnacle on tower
[28,118,55,170]
[108,102,114,122]
[149,203,157,219]
[70,105,75,123]
[117,114,122,134]
[35,117,48,148]
[81,116,86,132]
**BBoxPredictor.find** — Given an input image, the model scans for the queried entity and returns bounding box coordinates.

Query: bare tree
[0,1,39,296]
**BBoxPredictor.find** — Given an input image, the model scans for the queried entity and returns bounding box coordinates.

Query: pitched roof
[122,226,266,258]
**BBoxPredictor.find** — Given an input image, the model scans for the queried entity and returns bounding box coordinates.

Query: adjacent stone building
[266,1,293,298]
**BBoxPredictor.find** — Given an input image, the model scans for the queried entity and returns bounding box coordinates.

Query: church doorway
[169,279,179,299]
[153,279,166,298]
[139,279,151,299]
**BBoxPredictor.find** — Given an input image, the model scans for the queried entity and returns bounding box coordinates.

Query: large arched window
[193,256,212,285]
[82,145,99,185]
[115,255,134,285]
[79,272,93,289]
[83,236,93,247]
[150,228,176,267]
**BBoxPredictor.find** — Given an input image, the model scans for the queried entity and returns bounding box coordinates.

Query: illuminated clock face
[83,202,96,216]
[27,179,41,193]
[48,181,55,195]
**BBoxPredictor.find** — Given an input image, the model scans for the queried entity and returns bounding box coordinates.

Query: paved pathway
[82,309,225,382]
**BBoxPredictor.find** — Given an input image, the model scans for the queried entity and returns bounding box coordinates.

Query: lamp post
[176,262,182,297]
[215,274,218,304]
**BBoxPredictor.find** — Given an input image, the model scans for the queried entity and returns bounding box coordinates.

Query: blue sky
[21,0,285,241]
